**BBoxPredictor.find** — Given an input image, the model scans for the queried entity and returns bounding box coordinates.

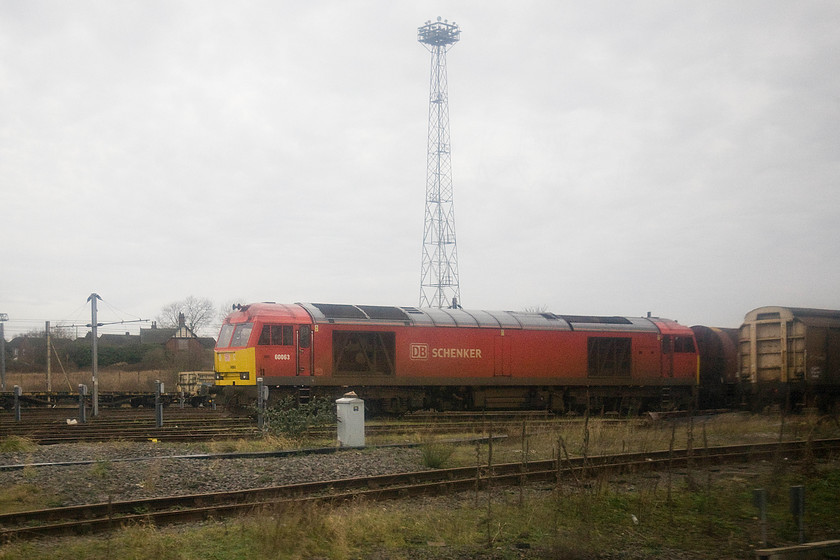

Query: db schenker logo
[410,343,429,360]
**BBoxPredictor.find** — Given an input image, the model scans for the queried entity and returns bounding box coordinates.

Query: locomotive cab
[214,322,256,385]
[650,318,699,382]
[214,303,315,386]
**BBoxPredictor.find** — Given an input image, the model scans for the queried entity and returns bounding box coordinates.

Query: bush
[260,396,336,437]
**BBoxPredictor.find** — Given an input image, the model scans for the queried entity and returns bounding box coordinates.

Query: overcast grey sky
[2,0,838,339]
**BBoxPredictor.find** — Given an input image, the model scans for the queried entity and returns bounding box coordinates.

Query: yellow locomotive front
[214,321,257,386]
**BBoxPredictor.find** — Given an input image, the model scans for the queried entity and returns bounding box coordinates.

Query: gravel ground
[0,442,427,507]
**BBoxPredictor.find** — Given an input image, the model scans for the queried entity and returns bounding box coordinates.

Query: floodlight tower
[418,17,462,309]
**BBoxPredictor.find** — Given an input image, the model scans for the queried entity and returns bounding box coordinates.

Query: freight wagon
[738,306,840,409]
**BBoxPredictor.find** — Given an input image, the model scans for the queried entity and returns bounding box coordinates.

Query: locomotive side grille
[587,337,632,378]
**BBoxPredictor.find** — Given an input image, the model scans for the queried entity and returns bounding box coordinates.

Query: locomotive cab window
[587,337,632,378]
[229,323,253,348]
[216,324,234,348]
[673,336,695,353]
[661,336,695,354]
[258,325,293,346]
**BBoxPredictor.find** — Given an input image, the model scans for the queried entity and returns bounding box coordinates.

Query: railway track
[308,409,654,438]
[307,418,627,439]
[0,409,259,444]
[0,407,233,422]
[0,407,710,444]
[2,438,837,541]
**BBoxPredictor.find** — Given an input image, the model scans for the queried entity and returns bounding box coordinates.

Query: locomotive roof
[294,303,666,333]
[225,302,313,324]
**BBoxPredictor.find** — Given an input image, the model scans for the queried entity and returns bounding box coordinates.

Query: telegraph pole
[45,321,52,392]
[0,313,7,391]
[87,293,101,416]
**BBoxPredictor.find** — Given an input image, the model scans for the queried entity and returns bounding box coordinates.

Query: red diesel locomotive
[214,302,698,413]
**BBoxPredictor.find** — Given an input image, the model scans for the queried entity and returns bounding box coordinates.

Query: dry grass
[413,411,840,468]
[0,483,52,515]
[2,459,839,559]
[0,436,39,453]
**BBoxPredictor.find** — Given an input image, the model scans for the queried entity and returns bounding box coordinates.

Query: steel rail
[0,422,255,433]
[0,416,259,444]
[10,429,261,445]
[0,408,229,418]
[0,414,247,426]
[1,416,625,444]
[307,418,639,438]
[1,438,838,541]
[0,420,255,429]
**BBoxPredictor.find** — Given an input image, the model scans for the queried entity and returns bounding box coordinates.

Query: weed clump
[89,460,112,480]
[420,441,455,469]
[0,436,38,453]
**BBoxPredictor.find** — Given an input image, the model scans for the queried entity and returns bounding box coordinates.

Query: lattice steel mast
[418,17,462,309]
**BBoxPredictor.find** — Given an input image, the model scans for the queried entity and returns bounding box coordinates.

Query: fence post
[753,488,767,547]
[155,380,164,428]
[78,384,88,424]
[13,385,21,422]
[256,378,267,429]
[790,485,805,544]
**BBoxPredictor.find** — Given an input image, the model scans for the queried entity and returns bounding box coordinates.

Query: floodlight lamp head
[417,17,461,48]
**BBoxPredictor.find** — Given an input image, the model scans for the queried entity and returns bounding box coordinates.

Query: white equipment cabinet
[336,392,365,448]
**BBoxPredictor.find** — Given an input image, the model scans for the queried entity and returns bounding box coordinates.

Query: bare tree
[157,296,215,333]
[523,305,550,314]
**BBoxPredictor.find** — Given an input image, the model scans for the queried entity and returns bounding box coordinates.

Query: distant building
[99,332,141,346]
[7,335,41,363]
[140,313,216,355]
[4,314,215,371]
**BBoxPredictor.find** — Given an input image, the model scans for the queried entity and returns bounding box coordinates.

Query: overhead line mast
[418,17,462,309]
